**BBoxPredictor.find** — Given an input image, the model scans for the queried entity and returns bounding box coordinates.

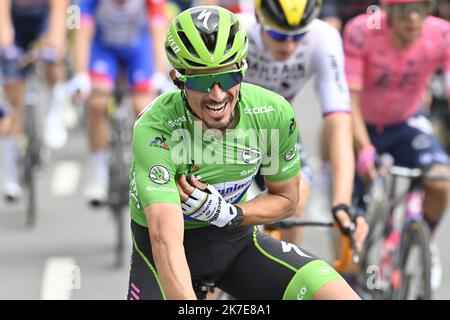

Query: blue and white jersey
[81,0,166,47]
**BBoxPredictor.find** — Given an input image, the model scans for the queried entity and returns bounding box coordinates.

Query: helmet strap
[181,89,202,120]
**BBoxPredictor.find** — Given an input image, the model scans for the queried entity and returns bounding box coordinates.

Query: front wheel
[390,221,431,300]
[24,104,40,228]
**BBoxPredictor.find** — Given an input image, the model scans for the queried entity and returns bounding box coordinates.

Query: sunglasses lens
[292,33,306,41]
[184,71,244,93]
[266,29,306,42]
[266,29,287,41]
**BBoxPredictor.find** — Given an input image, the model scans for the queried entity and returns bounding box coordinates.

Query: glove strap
[227,205,244,228]
[332,204,356,235]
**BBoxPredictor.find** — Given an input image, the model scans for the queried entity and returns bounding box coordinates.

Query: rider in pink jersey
[345,0,450,289]
[345,9,450,126]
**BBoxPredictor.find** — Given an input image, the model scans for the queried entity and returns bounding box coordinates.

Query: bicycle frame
[382,166,424,236]
[106,72,134,268]
[264,219,360,273]
[22,54,44,228]
[361,163,450,300]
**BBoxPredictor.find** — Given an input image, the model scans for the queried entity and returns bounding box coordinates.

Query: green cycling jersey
[129,82,301,229]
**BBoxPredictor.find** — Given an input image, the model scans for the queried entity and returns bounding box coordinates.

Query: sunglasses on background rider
[175,63,248,93]
[262,25,308,42]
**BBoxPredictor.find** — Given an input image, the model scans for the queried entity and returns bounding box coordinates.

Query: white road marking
[41,257,78,300]
[51,161,81,197]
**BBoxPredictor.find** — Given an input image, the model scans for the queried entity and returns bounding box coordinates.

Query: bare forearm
[72,22,94,73]
[325,113,354,206]
[151,236,196,300]
[350,92,372,152]
[45,0,69,52]
[238,175,300,225]
[150,23,168,74]
[0,0,13,47]
[147,204,197,300]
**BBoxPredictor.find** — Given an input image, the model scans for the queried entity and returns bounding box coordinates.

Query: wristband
[356,145,376,177]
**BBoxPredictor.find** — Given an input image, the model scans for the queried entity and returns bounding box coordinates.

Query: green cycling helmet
[165,6,249,70]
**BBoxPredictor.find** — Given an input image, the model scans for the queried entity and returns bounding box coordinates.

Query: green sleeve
[262,100,301,183]
[132,122,181,209]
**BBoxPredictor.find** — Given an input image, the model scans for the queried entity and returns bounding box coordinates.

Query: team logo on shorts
[285,145,297,161]
[148,165,170,185]
[242,148,262,165]
[317,266,332,275]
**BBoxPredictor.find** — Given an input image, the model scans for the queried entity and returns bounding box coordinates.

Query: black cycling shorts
[126,220,343,300]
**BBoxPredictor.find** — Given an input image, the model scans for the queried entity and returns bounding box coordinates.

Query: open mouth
[204,101,228,117]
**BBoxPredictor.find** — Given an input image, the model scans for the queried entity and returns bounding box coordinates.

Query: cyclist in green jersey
[127,5,360,300]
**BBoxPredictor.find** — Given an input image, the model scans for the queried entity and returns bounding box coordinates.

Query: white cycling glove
[181,184,244,228]
[67,72,92,97]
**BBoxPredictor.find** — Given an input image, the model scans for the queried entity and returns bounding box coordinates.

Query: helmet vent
[198,29,218,54]
[166,46,179,62]
[176,19,182,30]
[224,21,239,54]
[220,52,237,65]
[185,58,207,68]
[178,31,200,58]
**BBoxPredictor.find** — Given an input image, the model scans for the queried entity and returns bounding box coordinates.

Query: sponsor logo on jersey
[150,135,170,150]
[243,105,275,115]
[213,177,254,204]
[146,186,176,193]
[167,115,189,128]
[148,165,170,184]
[240,165,259,176]
[242,148,262,165]
[281,155,300,173]
[289,118,297,137]
[285,144,297,161]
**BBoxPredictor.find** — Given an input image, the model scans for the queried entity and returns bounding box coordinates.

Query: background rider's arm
[350,91,372,153]
[147,0,169,75]
[42,0,69,56]
[343,16,372,154]
[72,3,96,74]
[0,0,13,48]
[144,203,196,300]
[237,173,300,225]
[324,113,354,206]
[315,23,354,206]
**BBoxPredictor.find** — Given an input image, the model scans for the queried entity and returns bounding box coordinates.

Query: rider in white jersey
[243,17,350,109]
[239,0,368,249]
